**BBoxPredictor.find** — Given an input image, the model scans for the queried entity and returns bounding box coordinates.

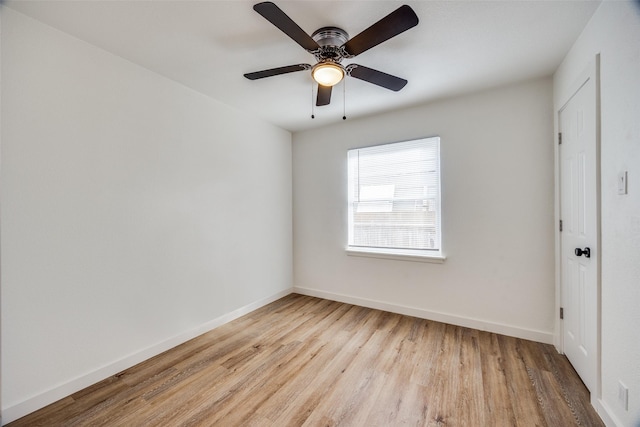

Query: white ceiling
[6,0,601,133]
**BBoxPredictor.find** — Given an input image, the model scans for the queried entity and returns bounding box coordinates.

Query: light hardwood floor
[9,294,604,426]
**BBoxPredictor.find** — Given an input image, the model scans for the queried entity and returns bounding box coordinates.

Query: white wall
[1,8,292,423]
[554,2,640,426]
[293,77,555,343]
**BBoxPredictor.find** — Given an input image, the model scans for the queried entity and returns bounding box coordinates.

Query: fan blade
[253,2,320,52]
[316,85,332,106]
[348,65,407,91]
[244,64,311,80]
[342,5,418,57]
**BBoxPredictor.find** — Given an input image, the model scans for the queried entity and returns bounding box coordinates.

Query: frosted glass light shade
[312,62,344,87]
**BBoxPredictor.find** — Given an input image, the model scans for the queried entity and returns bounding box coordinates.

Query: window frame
[346,136,445,263]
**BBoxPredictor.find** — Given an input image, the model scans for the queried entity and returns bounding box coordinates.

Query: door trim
[554,54,601,403]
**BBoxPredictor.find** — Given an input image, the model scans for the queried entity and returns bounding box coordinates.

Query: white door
[559,68,599,393]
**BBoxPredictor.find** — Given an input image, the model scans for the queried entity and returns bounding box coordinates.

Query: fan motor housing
[312,27,349,46]
[311,27,349,61]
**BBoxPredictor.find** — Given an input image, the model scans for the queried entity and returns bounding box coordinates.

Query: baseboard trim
[1,288,292,425]
[293,286,554,344]
[594,398,623,427]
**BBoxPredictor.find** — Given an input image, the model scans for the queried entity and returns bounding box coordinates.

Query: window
[347,137,443,261]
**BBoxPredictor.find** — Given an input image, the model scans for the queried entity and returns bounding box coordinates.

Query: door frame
[554,54,601,404]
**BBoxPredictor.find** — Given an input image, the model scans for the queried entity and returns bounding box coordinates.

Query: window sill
[346,247,446,264]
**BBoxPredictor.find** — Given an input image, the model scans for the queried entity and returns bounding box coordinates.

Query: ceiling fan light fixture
[312,62,345,87]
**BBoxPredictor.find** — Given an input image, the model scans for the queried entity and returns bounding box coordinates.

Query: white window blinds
[347,137,441,255]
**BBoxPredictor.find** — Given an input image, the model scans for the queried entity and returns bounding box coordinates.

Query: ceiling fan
[244,2,419,107]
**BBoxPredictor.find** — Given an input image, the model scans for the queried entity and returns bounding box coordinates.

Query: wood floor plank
[365,335,419,424]
[302,323,403,426]
[271,308,385,426]
[8,294,605,427]
[456,327,486,426]
[538,343,604,427]
[478,331,517,426]
[409,319,446,387]
[244,305,356,423]
[498,334,549,427]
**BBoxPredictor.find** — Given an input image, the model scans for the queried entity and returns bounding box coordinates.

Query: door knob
[574,247,591,258]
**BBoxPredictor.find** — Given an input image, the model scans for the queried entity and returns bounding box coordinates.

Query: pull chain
[342,78,347,120]
[311,82,315,119]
